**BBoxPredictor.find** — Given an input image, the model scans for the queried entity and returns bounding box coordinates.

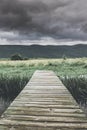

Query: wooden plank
[1,120,87,129]
[2,115,87,123]
[10,104,79,109]
[3,111,85,118]
[0,70,87,130]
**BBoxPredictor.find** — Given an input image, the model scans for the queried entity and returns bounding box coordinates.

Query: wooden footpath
[0,70,87,130]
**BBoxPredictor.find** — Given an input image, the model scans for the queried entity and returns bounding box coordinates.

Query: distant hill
[0,44,87,58]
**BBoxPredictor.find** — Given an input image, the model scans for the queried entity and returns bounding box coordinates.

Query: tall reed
[0,74,29,101]
[0,74,29,115]
[61,76,87,115]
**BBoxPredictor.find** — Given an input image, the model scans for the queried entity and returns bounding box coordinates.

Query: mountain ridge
[0,44,87,58]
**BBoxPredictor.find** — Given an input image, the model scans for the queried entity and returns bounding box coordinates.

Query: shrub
[23,57,29,60]
[10,54,23,60]
[62,54,67,60]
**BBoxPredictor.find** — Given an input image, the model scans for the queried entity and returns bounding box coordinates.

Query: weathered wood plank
[1,120,87,129]
[0,70,87,130]
[3,111,85,118]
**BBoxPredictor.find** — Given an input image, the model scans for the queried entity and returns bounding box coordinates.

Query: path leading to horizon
[0,70,87,130]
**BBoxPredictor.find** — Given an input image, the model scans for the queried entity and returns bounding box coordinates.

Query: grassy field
[0,58,87,115]
[0,58,87,77]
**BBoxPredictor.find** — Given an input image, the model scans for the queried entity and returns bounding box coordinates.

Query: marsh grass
[61,76,87,115]
[0,74,29,101]
[0,98,10,116]
[0,74,29,116]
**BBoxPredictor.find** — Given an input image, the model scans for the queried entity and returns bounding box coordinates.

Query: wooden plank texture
[0,70,87,130]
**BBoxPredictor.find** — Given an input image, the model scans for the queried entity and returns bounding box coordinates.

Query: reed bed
[61,76,87,115]
[0,74,29,116]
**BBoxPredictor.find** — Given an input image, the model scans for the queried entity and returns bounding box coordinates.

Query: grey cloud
[0,0,87,41]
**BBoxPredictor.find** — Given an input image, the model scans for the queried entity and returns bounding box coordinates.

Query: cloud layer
[0,0,87,44]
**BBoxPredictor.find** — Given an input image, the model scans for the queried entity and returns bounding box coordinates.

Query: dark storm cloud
[0,0,87,41]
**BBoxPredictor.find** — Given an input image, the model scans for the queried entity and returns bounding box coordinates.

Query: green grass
[0,98,10,116]
[0,58,87,115]
[0,75,29,115]
[0,75,29,101]
[61,76,87,104]
[61,76,87,116]
[0,58,87,77]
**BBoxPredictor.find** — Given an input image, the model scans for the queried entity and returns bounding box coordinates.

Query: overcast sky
[0,0,87,45]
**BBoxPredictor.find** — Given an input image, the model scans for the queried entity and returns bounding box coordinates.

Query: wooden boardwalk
[0,70,87,130]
